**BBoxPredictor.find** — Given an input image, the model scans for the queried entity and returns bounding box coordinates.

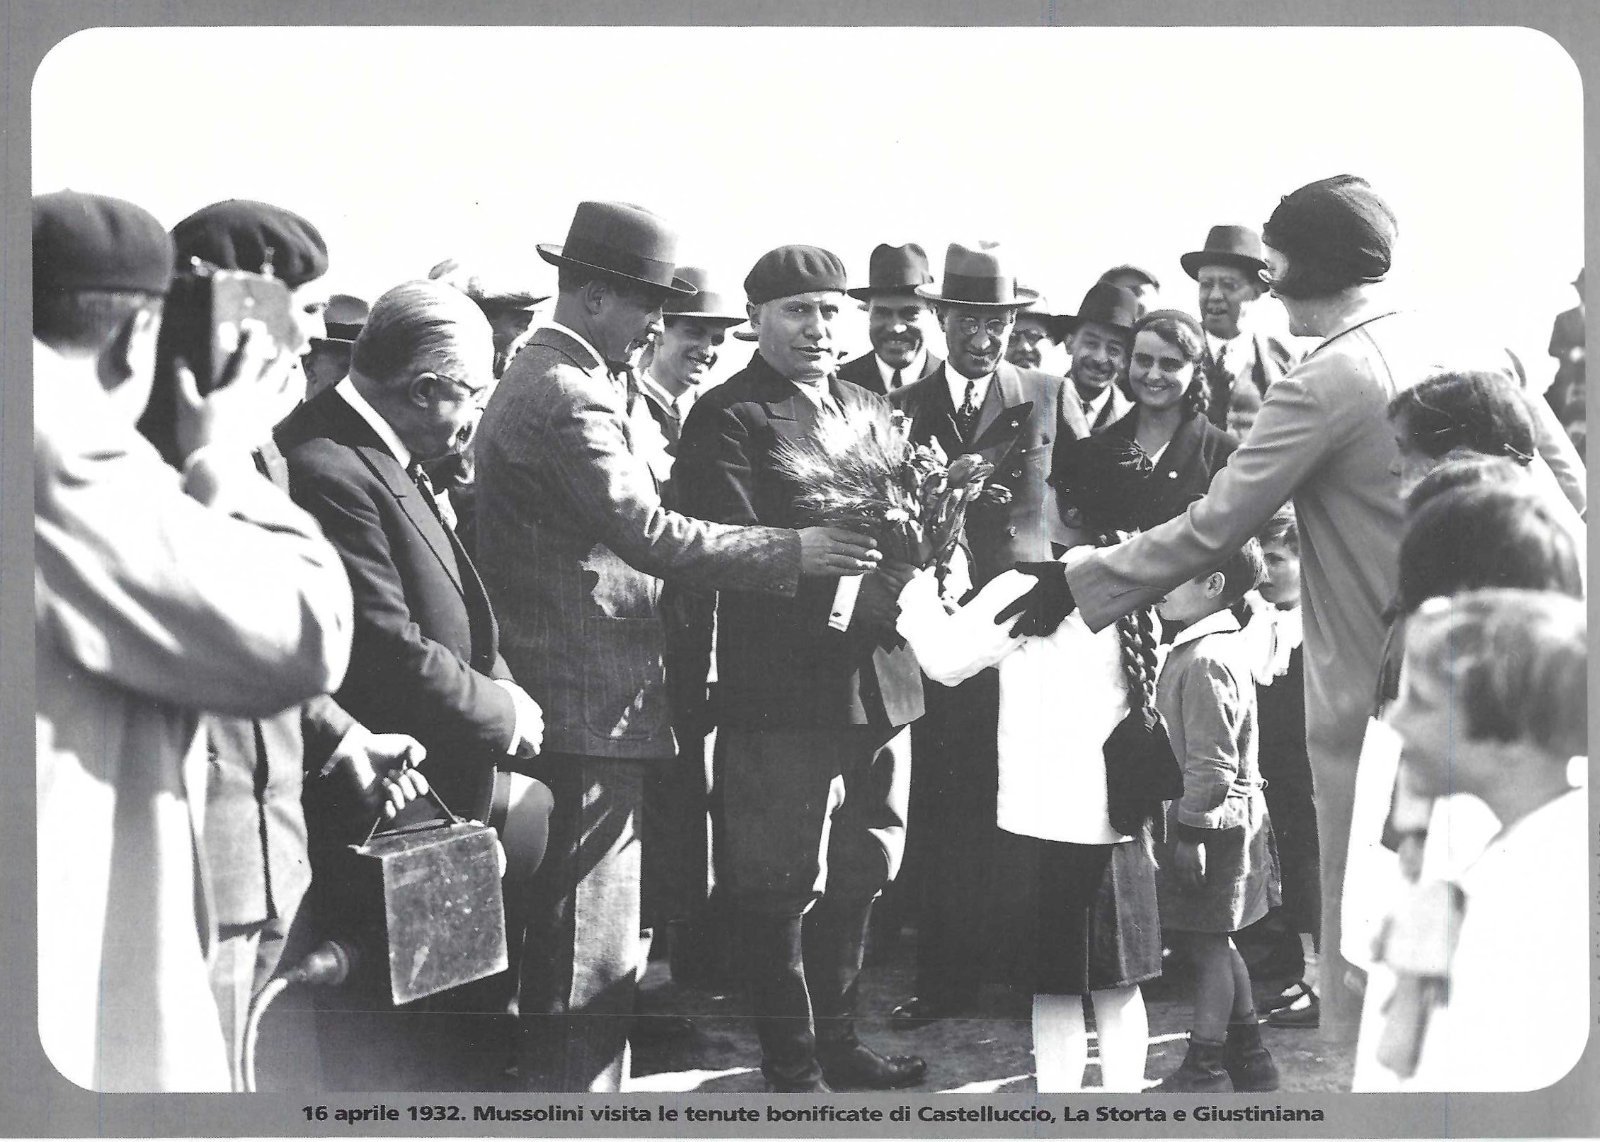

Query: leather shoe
[888,995,954,1030]
[1265,993,1320,1029]
[817,1040,928,1090]
[765,1075,833,1093]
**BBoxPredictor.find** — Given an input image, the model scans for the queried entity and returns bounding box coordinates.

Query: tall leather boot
[739,910,827,1092]
[1223,1019,1281,1092]
[804,897,927,1091]
[1152,1035,1234,1093]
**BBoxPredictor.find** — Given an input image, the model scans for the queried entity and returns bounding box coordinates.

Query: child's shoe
[1152,1036,1233,1092]
[1223,1019,1282,1091]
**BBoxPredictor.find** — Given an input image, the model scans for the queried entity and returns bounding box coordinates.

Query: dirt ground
[626,931,1356,1095]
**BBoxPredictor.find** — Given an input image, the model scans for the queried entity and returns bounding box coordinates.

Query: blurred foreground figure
[34,190,353,1090]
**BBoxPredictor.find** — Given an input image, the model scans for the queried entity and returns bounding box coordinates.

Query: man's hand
[993,561,1076,638]
[1173,838,1207,889]
[341,732,431,820]
[798,526,881,577]
[498,681,545,758]
[850,560,917,631]
[173,323,303,461]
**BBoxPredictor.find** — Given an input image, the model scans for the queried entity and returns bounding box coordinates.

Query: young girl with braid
[894,309,1251,1092]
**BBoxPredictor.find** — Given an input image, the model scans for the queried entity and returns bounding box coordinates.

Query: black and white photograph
[5,3,1596,1134]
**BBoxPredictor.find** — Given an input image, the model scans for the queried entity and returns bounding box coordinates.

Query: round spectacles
[434,371,489,404]
[954,316,1011,338]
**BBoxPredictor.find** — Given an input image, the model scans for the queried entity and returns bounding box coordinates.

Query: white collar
[876,348,927,390]
[639,369,695,421]
[1169,606,1241,650]
[944,362,994,410]
[1080,384,1114,416]
[541,320,607,372]
[1206,330,1251,360]
[789,377,837,411]
[337,377,411,470]
[1461,787,1584,891]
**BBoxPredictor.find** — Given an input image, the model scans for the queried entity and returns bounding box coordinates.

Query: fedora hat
[1061,282,1140,337]
[846,242,935,302]
[537,201,694,295]
[1179,224,1269,281]
[1014,292,1072,341]
[322,292,369,342]
[664,266,746,325]
[916,242,1039,309]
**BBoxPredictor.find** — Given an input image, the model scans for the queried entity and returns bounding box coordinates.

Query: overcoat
[35,349,352,1091]
[675,353,923,731]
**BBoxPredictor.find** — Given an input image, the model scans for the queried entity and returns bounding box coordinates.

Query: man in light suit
[1181,224,1299,429]
[1002,174,1587,1051]
[275,280,551,1088]
[34,190,354,1091]
[885,242,1089,1029]
[837,242,945,396]
[677,245,927,1092]
[473,202,880,1092]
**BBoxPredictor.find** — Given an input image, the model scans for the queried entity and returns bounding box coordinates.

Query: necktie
[890,367,904,391]
[1081,396,1094,421]
[608,361,639,415]
[956,376,980,439]
[410,462,457,530]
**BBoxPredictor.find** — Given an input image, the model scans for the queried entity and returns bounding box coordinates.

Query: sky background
[32,24,1584,387]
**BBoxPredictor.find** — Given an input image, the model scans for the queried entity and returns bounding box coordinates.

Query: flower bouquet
[771,396,1015,628]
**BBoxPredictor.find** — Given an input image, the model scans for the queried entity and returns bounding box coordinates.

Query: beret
[1262,175,1397,293]
[744,245,848,307]
[34,189,174,296]
[171,198,329,288]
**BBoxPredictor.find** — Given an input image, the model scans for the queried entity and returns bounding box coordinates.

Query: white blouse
[896,554,1133,845]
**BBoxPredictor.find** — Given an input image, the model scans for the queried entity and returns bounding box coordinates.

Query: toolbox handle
[361,783,464,847]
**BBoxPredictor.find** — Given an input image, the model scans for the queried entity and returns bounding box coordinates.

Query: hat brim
[732,327,760,342]
[1059,314,1133,338]
[476,293,551,311]
[536,243,695,295]
[321,323,364,342]
[664,311,748,327]
[913,283,1041,308]
[1179,251,1268,281]
[846,284,933,302]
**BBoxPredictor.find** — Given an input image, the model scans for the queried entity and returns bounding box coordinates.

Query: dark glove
[993,561,1076,638]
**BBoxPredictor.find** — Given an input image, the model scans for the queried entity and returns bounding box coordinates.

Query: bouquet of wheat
[772,396,1013,628]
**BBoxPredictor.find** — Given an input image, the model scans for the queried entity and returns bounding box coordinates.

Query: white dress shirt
[876,348,927,392]
[543,320,609,372]
[943,363,993,417]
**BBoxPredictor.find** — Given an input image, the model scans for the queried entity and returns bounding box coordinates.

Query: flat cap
[744,245,847,307]
[171,198,329,288]
[34,190,174,296]
[1262,174,1397,290]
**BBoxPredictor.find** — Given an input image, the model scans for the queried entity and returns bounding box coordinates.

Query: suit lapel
[919,352,945,383]
[971,362,1023,446]
[1154,414,1205,483]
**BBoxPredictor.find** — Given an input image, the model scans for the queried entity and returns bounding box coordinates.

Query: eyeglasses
[434,370,490,404]
[953,316,1012,338]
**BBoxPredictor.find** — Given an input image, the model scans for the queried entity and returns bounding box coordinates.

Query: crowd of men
[33,174,1585,1094]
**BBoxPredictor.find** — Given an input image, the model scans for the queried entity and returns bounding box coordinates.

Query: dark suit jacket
[892,361,1089,585]
[276,385,515,821]
[1202,332,1297,430]
[837,349,944,397]
[676,354,924,732]
[473,328,800,760]
[1100,408,1239,532]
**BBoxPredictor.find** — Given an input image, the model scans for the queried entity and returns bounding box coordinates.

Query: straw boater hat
[537,200,695,295]
[1179,225,1270,281]
[427,257,550,312]
[846,242,935,302]
[321,293,369,342]
[663,266,747,325]
[916,242,1040,309]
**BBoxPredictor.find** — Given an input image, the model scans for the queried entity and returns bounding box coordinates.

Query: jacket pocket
[581,616,670,743]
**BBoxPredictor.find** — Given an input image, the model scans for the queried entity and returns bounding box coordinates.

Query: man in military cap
[837,242,945,395]
[1180,224,1298,428]
[33,189,354,1091]
[474,202,882,1092]
[676,244,927,1092]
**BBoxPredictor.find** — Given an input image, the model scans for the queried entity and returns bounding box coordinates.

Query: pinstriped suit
[472,325,804,1091]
